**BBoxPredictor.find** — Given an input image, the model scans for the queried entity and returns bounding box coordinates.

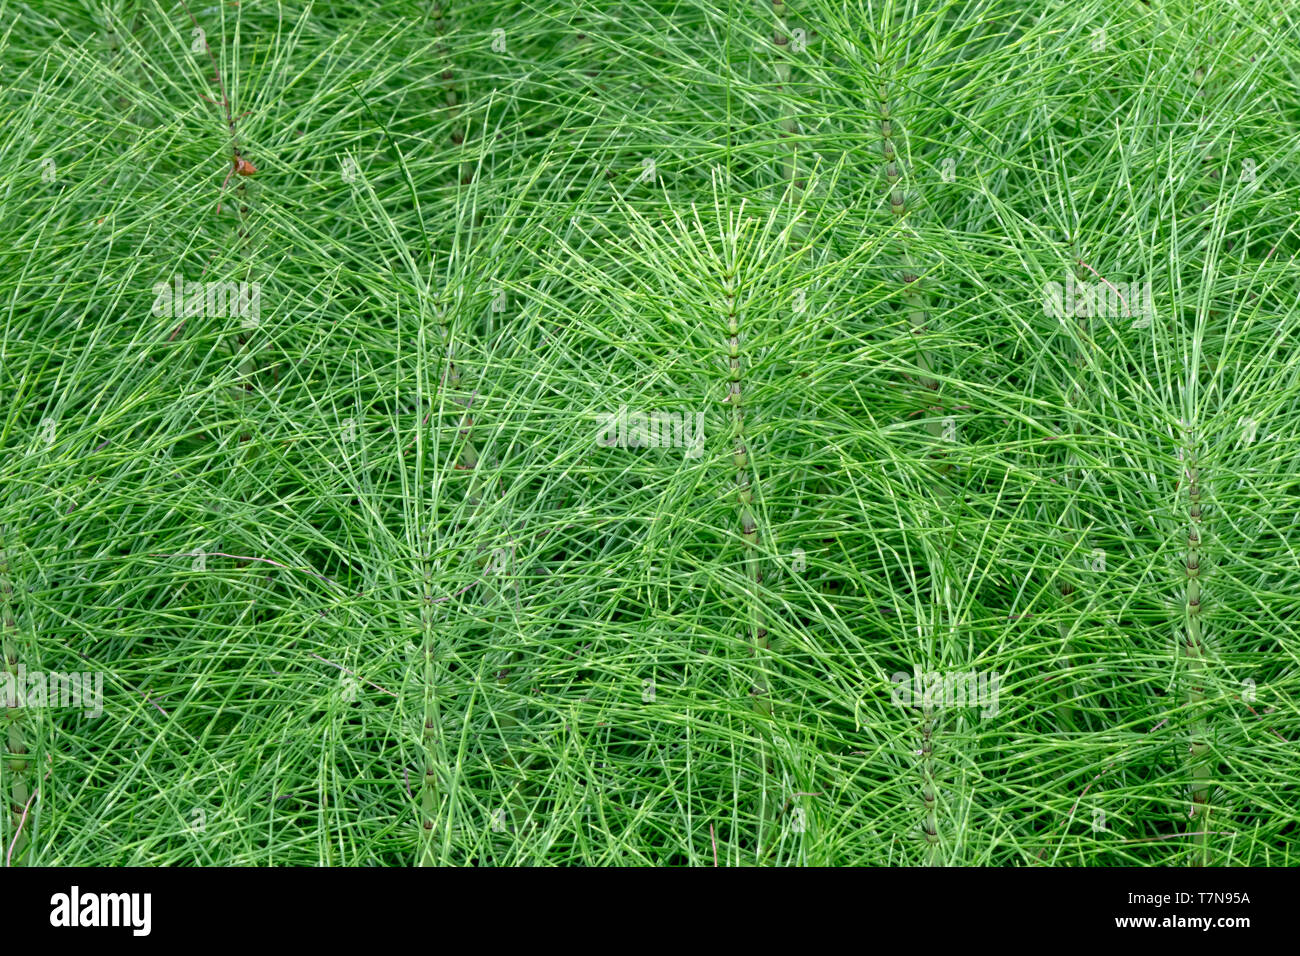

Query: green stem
[1,536,32,866]
[920,705,938,865]
[725,272,767,705]
[880,89,942,444]
[1183,451,1210,864]
[723,260,774,853]
[1053,255,1092,731]
[417,521,447,865]
[880,76,949,864]
[773,1,800,192]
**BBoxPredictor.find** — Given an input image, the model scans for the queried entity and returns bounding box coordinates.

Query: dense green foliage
[1,0,1298,865]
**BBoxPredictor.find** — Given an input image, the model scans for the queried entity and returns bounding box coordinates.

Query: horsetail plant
[772,1,801,194]
[1,0,1298,869]
[0,530,34,866]
[878,82,943,452]
[876,47,952,864]
[724,249,766,710]
[431,1,472,188]
[717,206,774,818]
[180,0,263,395]
[1052,251,1097,732]
[1182,435,1211,863]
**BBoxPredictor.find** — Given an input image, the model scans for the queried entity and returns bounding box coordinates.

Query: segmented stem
[182,0,262,391]
[416,517,446,864]
[773,1,800,191]
[920,703,938,862]
[1,537,32,865]
[879,78,948,862]
[432,3,469,182]
[724,269,767,713]
[880,90,941,441]
[722,253,775,859]
[437,296,481,480]
[417,289,497,861]
[1183,445,1210,862]
[1054,255,1093,730]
